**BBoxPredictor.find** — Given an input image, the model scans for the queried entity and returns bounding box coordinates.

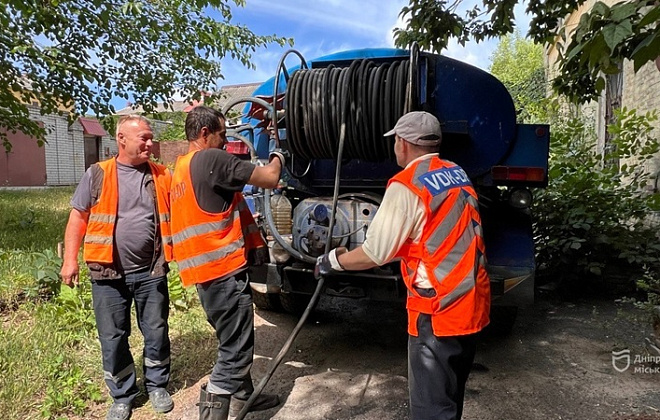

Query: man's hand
[60,259,80,288]
[314,247,347,280]
[269,148,290,166]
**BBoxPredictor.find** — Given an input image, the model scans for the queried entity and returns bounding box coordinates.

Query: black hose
[273,49,309,148]
[234,61,352,420]
[235,52,420,419]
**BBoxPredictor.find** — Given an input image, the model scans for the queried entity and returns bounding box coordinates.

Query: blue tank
[248,48,527,180]
[238,48,550,326]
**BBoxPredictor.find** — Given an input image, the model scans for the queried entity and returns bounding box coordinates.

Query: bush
[167,262,198,311]
[533,107,660,296]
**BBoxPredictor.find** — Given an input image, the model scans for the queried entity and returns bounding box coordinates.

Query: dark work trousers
[92,269,171,404]
[408,313,478,420]
[196,271,255,398]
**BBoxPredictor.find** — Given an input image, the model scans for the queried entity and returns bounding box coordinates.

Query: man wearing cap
[315,111,491,420]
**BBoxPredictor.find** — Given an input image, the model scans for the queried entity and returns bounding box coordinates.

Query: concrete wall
[100,136,119,162]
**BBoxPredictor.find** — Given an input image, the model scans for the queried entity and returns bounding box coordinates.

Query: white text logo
[612,349,631,372]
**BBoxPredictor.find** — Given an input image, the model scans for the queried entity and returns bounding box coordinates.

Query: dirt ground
[118,292,659,420]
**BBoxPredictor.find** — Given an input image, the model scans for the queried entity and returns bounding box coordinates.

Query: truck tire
[484,305,519,336]
[279,292,314,316]
[252,290,283,312]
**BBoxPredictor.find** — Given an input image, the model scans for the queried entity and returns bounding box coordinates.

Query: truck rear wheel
[484,305,519,336]
[279,292,314,316]
[252,289,283,312]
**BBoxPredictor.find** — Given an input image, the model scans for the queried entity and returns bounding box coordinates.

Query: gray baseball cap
[384,111,442,146]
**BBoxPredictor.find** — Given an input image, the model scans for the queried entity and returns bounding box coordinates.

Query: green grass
[0,187,208,419]
[0,188,73,251]
[0,188,73,302]
[0,302,103,419]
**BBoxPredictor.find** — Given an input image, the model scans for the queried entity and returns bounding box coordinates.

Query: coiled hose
[286,59,410,162]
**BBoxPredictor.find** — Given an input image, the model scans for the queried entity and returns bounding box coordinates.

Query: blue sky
[217,0,532,88]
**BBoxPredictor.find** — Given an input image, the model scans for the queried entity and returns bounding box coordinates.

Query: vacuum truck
[222,47,549,327]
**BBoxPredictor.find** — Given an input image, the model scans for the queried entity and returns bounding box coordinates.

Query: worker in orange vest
[315,111,491,420]
[61,115,174,420]
[170,105,285,420]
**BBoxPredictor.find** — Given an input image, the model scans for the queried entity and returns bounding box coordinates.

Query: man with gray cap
[315,111,491,420]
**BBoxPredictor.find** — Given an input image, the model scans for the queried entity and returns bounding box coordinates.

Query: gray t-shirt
[72,161,156,274]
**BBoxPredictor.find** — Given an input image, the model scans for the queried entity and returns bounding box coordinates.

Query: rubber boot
[198,384,231,420]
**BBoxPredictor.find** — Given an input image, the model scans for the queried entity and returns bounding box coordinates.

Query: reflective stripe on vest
[177,237,245,272]
[390,156,491,337]
[172,218,233,244]
[83,158,173,264]
[85,235,114,245]
[170,150,265,287]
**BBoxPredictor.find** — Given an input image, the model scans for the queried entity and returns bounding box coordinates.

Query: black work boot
[198,384,231,420]
[229,393,280,417]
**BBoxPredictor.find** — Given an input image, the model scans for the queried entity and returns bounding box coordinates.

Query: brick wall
[159,141,188,167]
[621,60,660,178]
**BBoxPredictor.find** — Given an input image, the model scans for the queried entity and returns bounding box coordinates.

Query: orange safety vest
[390,156,490,337]
[170,150,266,287]
[83,158,173,264]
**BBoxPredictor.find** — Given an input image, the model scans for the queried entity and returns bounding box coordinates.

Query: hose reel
[285,57,412,162]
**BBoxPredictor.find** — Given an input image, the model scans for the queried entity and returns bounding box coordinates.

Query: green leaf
[570,242,582,250]
[565,41,585,62]
[638,5,660,27]
[631,32,656,57]
[591,2,610,18]
[587,33,610,68]
[609,3,638,22]
[601,21,633,51]
[632,34,660,72]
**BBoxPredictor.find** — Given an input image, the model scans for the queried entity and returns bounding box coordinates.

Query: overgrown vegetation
[394,0,660,102]
[487,33,660,307]
[154,111,187,142]
[489,32,549,124]
[0,188,72,303]
[533,108,660,304]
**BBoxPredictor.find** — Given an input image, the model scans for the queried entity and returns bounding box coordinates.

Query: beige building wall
[621,60,660,180]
